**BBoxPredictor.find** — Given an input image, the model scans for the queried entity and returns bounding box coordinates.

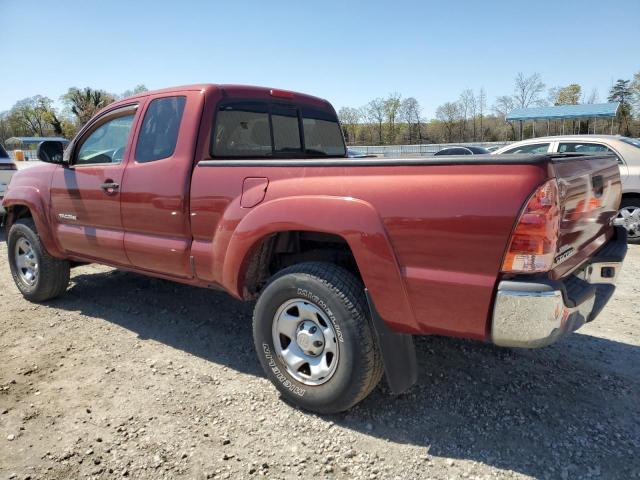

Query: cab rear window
[211,101,345,158]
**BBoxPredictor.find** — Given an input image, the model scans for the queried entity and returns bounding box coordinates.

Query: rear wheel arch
[240,230,362,299]
[218,195,419,332]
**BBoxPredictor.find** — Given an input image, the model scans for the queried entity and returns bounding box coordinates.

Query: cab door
[119,91,202,277]
[49,103,142,265]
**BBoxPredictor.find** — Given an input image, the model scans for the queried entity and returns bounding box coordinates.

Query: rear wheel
[253,262,383,414]
[7,218,70,302]
[616,198,640,244]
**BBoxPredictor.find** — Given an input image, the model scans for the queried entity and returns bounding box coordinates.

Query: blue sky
[0,0,638,117]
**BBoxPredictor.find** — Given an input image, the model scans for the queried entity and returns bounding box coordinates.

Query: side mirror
[37,141,66,164]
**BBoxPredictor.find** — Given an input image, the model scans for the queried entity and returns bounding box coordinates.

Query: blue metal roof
[506,102,619,121]
[5,136,69,145]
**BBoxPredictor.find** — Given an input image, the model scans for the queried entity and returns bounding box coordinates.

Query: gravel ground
[1,231,639,480]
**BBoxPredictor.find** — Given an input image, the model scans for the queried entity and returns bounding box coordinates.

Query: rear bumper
[491,227,627,348]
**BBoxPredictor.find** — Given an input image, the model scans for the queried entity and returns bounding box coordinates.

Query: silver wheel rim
[616,205,640,238]
[14,237,38,286]
[272,298,339,386]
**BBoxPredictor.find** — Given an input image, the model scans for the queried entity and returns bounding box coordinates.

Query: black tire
[7,218,70,302]
[619,198,640,244]
[253,262,383,414]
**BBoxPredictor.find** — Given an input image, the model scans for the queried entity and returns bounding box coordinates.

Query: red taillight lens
[502,179,561,273]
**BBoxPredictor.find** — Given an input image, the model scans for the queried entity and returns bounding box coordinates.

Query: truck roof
[112,84,331,109]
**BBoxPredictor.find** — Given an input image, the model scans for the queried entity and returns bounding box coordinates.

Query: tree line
[2,73,639,147]
[338,71,640,145]
[0,85,148,145]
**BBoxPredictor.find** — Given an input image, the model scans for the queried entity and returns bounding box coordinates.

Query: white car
[493,135,640,243]
[0,144,17,218]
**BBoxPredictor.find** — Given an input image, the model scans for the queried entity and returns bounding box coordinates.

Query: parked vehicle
[2,85,627,413]
[484,145,502,153]
[434,146,490,155]
[0,144,17,221]
[347,148,373,158]
[493,135,640,243]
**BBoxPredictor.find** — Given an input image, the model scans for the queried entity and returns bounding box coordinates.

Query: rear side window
[212,102,271,157]
[135,96,186,162]
[301,106,345,156]
[503,143,550,154]
[211,101,345,158]
[0,144,8,158]
[558,142,610,153]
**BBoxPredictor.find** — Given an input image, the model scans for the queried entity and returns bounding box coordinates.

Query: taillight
[0,163,17,171]
[270,89,295,99]
[502,179,561,273]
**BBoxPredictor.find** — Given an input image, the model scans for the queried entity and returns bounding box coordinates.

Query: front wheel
[7,218,70,302]
[253,262,383,414]
[616,198,640,244]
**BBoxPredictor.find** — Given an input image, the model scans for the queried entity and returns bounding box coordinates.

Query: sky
[0,0,638,118]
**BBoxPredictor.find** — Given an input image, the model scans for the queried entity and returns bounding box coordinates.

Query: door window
[76,114,135,165]
[558,142,623,164]
[212,102,272,157]
[502,143,550,154]
[135,96,186,162]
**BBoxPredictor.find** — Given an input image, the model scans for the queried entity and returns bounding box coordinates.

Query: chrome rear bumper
[491,227,627,348]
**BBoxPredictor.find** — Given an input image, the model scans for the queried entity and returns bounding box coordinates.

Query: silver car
[493,135,640,243]
[0,144,17,218]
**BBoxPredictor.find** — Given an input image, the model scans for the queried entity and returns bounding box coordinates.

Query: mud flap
[365,289,417,394]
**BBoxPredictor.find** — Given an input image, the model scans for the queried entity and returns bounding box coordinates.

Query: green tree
[608,79,632,135]
[62,87,116,127]
[383,93,402,143]
[549,83,582,105]
[8,96,55,136]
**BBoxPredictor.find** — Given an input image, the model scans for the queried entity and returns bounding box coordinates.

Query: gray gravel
[0,230,639,479]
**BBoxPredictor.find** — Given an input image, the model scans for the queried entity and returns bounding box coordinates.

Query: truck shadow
[43,267,640,478]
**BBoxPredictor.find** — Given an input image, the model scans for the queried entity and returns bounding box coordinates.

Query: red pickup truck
[2,84,627,413]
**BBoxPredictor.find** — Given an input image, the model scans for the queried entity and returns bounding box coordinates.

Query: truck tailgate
[550,153,622,279]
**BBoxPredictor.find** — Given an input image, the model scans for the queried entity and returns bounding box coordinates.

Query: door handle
[100,181,120,194]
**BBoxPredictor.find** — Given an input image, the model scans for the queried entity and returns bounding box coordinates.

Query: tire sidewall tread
[253,262,382,414]
[7,218,70,302]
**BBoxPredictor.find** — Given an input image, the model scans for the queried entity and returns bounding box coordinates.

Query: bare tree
[513,72,546,108]
[435,102,461,143]
[493,95,516,140]
[586,88,600,104]
[512,72,546,138]
[478,88,486,142]
[337,107,361,144]
[399,97,421,144]
[459,89,477,141]
[366,98,386,144]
